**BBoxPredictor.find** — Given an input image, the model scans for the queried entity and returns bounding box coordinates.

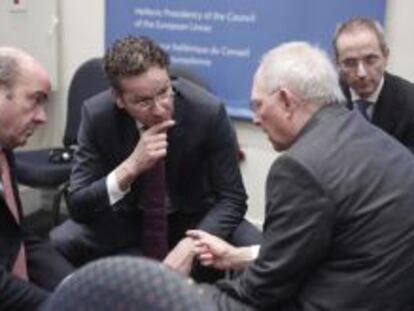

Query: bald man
[0,47,73,311]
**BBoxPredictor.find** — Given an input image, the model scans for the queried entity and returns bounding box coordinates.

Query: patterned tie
[0,150,28,280]
[141,159,168,260]
[354,99,371,120]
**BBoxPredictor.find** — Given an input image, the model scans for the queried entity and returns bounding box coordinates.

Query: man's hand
[163,237,196,277]
[187,230,253,271]
[115,120,175,190]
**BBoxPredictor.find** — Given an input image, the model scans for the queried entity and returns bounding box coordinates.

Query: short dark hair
[103,36,169,93]
[0,54,19,91]
[333,17,389,59]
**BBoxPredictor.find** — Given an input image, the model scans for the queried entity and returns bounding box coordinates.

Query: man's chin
[354,84,376,99]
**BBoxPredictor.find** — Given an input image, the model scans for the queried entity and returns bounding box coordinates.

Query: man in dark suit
[187,42,414,310]
[333,17,414,153]
[50,36,259,276]
[0,47,74,310]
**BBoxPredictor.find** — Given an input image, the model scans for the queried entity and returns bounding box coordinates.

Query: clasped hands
[163,230,253,276]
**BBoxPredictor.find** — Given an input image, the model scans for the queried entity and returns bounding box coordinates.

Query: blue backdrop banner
[105,0,386,119]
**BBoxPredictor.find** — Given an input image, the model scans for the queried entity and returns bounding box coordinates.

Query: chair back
[169,64,209,90]
[63,57,109,147]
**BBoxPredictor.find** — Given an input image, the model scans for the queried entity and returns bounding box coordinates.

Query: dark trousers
[49,210,261,275]
[25,234,75,290]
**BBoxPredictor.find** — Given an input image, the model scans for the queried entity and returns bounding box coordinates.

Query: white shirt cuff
[249,245,261,260]
[106,171,130,205]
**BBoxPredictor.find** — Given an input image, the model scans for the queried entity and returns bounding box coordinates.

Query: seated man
[0,47,74,311]
[186,42,414,310]
[333,17,414,152]
[50,36,260,277]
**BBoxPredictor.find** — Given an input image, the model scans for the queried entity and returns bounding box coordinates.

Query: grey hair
[333,17,389,58]
[0,52,19,91]
[257,41,345,105]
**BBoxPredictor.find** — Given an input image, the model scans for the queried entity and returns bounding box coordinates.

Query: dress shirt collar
[135,120,144,132]
[350,76,384,104]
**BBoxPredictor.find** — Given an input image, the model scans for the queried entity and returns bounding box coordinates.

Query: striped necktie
[0,150,28,280]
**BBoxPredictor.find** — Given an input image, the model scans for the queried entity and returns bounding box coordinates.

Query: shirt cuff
[106,171,130,205]
[249,245,261,260]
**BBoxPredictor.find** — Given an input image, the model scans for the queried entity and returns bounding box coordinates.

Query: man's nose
[252,113,261,127]
[152,101,169,116]
[34,106,47,123]
[356,61,368,77]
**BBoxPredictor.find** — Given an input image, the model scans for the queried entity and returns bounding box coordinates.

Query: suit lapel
[1,150,23,223]
[166,85,185,186]
[372,73,396,132]
[114,108,140,165]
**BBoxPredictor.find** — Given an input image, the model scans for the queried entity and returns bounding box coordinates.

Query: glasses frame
[122,85,175,110]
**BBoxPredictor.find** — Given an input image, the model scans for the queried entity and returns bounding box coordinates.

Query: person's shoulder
[83,89,117,116]
[84,89,112,107]
[383,72,414,108]
[173,77,222,111]
[385,72,414,92]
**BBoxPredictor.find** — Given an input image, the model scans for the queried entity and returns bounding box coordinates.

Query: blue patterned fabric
[45,256,215,311]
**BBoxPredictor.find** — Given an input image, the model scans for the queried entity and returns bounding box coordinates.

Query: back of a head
[257,41,345,105]
[0,48,20,92]
[45,257,214,311]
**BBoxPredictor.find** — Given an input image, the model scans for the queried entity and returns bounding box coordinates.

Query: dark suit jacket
[342,72,414,153]
[68,77,247,240]
[213,104,414,310]
[0,150,48,311]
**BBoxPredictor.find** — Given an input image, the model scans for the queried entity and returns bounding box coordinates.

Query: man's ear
[278,88,298,119]
[111,88,124,109]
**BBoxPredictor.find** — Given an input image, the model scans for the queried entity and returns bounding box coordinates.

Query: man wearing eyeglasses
[333,17,414,153]
[50,36,259,279]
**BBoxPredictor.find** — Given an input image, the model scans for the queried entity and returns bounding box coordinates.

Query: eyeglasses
[339,54,381,70]
[124,86,174,110]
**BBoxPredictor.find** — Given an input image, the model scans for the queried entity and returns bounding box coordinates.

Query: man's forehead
[337,29,380,49]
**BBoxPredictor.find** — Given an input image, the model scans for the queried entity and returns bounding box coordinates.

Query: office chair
[170,64,245,162]
[44,256,215,311]
[15,57,109,227]
[169,64,210,91]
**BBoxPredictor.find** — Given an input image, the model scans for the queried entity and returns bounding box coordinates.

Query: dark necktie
[141,159,168,260]
[354,99,371,120]
[0,151,28,280]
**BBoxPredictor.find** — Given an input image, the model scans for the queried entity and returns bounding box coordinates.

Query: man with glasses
[186,41,414,311]
[50,36,259,278]
[333,17,414,152]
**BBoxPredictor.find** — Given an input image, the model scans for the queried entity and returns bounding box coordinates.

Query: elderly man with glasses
[50,36,260,280]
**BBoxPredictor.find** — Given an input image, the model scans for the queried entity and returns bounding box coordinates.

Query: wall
[10,0,414,224]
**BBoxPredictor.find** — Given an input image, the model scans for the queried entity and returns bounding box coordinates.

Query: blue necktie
[354,99,371,120]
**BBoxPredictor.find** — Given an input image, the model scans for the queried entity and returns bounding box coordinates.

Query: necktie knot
[354,99,371,120]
